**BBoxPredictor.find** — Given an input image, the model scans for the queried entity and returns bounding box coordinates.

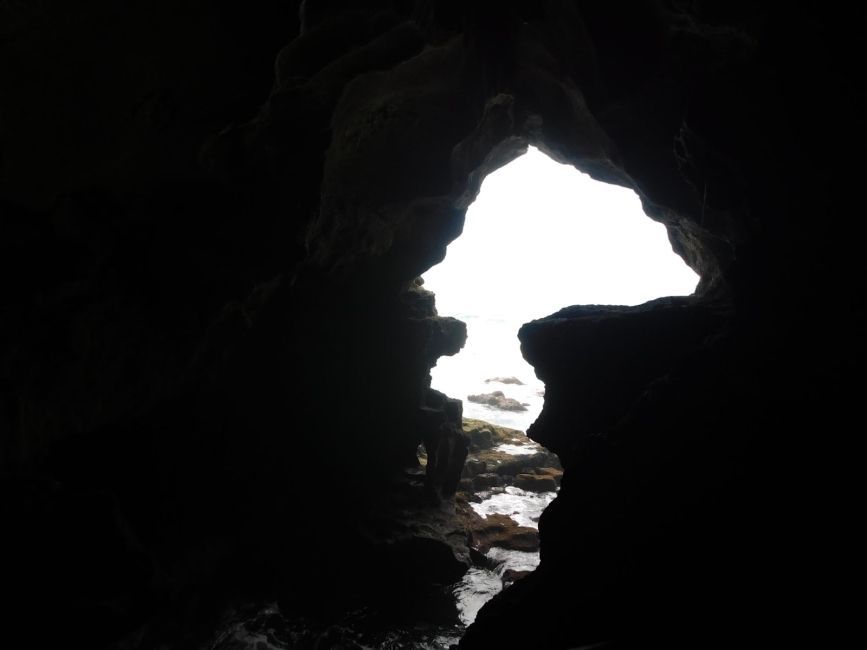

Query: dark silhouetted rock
[532,466,563,484]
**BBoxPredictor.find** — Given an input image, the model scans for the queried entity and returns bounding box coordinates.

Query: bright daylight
[423,146,700,432]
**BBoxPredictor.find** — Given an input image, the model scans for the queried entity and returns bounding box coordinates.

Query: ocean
[430,312,544,432]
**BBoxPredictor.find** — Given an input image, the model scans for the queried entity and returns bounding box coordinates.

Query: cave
[1,2,861,649]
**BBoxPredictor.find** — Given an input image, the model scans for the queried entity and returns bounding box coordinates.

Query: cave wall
[2,1,863,647]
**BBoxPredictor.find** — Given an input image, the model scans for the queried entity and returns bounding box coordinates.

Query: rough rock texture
[462,418,529,449]
[512,473,557,493]
[1,2,863,648]
[462,511,540,554]
[458,417,560,499]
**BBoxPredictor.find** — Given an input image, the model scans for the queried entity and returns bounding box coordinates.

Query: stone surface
[472,448,561,478]
[513,473,557,493]
[463,512,540,554]
[462,418,529,450]
[471,473,503,490]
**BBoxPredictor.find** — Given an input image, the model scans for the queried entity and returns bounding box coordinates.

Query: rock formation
[1,2,861,648]
[457,417,562,495]
[484,376,524,385]
[467,390,529,412]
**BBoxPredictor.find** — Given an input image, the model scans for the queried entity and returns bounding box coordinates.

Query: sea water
[453,484,556,627]
[430,313,545,431]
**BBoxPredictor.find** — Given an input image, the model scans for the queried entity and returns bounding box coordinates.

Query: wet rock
[475,450,561,477]
[465,513,540,553]
[532,466,563,484]
[513,473,557,493]
[461,418,561,493]
[421,389,469,501]
[462,418,527,449]
[467,427,494,451]
[467,391,529,412]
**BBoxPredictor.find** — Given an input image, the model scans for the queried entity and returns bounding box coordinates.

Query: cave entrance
[422,146,699,626]
[423,146,699,432]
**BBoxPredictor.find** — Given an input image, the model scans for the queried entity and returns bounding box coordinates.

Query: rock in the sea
[467,427,494,451]
[484,376,525,385]
[466,513,540,553]
[467,391,529,412]
[473,449,561,477]
[532,466,564,482]
[513,473,558,492]
[461,419,562,485]
[463,418,527,449]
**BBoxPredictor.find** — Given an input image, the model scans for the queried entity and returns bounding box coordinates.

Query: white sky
[423,147,699,321]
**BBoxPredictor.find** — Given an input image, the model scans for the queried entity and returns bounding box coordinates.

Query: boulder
[514,473,558,493]
[466,513,540,553]
[467,391,529,412]
[532,467,564,483]
[468,427,494,451]
[463,418,528,446]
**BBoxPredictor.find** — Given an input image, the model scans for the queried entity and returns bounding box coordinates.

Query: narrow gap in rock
[422,146,699,626]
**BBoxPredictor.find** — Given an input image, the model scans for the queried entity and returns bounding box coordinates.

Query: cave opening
[421,146,700,627]
[424,146,700,431]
